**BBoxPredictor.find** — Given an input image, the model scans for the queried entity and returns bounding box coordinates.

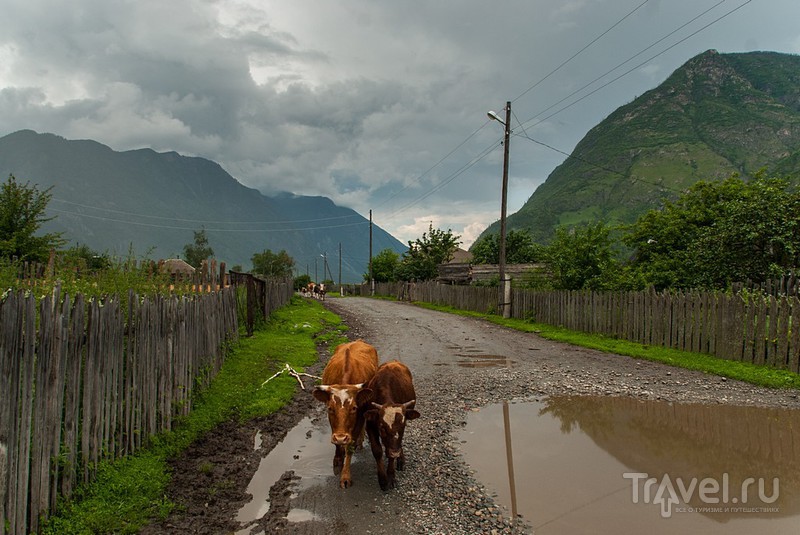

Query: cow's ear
[356,387,374,406]
[312,387,330,403]
[405,409,420,421]
[364,408,379,421]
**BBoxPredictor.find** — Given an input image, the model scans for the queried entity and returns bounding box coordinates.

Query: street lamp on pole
[487,101,512,319]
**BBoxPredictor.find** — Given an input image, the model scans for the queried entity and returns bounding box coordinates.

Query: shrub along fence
[360,281,800,374]
[0,286,239,535]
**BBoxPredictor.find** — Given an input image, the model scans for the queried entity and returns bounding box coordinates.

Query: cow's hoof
[339,478,352,489]
[378,476,389,491]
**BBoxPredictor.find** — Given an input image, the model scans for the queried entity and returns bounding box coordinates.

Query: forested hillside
[479,50,800,244]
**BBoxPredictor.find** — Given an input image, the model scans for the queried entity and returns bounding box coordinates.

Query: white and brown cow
[365,360,420,490]
[313,339,378,488]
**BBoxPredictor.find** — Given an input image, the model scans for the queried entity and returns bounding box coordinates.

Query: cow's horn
[371,402,382,409]
[402,400,416,409]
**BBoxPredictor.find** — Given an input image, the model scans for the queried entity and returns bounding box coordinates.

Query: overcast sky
[2,0,799,248]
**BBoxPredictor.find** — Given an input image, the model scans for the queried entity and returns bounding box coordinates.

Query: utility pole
[369,209,375,296]
[338,242,342,288]
[499,101,511,318]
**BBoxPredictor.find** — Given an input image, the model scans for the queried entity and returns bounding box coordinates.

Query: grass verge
[42,297,347,535]
[414,301,800,390]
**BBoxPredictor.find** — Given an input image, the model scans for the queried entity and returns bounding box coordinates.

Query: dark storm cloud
[1,0,799,245]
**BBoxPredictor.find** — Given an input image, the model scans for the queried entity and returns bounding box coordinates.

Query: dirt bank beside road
[144,297,800,534]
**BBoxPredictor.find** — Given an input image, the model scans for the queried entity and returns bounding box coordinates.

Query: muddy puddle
[235,410,389,534]
[235,416,330,533]
[458,396,800,534]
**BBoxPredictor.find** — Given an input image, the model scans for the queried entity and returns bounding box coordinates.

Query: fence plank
[777,296,791,369]
[790,297,800,373]
[14,295,36,532]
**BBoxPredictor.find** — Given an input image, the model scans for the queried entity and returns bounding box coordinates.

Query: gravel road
[143,296,800,535]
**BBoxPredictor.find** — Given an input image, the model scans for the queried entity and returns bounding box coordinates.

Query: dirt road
[144,297,800,534]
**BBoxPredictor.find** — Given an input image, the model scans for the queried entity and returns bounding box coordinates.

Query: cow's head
[365,400,420,458]
[313,384,374,445]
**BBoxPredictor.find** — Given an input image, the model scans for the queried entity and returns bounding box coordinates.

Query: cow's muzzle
[331,433,352,445]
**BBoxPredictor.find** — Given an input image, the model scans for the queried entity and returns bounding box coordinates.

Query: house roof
[448,248,473,264]
[161,258,196,274]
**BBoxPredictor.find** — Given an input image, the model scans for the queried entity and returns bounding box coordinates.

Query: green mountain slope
[479,50,800,245]
[0,130,405,282]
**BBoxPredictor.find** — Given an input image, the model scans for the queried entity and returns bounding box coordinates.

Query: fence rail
[360,281,800,374]
[0,286,239,535]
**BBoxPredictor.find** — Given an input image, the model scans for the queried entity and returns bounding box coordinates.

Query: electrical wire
[48,207,370,232]
[519,0,728,129]
[518,0,752,132]
[514,132,684,194]
[50,198,364,225]
[372,121,493,210]
[512,0,652,104]
[379,140,502,221]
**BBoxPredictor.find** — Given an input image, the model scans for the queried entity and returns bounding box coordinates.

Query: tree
[294,273,312,291]
[544,222,620,290]
[396,224,461,281]
[470,229,543,264]
[183,227,214,269]
[623,174,800,289]
[61,243,112,272]
[368,248,401,282]
[251,249,295,278]
[0,174,65,261]
[689,177,800,287]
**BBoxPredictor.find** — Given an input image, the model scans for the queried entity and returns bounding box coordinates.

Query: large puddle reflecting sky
[459,396,800,534]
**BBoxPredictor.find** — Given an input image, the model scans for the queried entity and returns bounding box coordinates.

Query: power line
[372,121,493,210]
[378,1,656,221]
[50,197,364,225]
[379,140,502,221]
[48,207,370,232]
[520,0,727,129]
[369,0,740,224]
[512,0,652,104]
[519,0,752,131]
[514,132,684,194]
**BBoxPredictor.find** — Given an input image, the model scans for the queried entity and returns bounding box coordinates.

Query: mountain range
[0,130,405,283]
[479,50,800,244]
[4,50,799,279]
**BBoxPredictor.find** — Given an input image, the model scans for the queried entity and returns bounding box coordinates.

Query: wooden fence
[361,281,800,373]
[228,272,295,336]
[0,286,239,535]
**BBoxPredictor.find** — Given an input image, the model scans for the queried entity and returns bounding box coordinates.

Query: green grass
[413,301,800,390]
[42,296,347,535]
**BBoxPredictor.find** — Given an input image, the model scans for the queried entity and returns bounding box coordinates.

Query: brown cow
[364,360,420,490]
[313,339,378,488]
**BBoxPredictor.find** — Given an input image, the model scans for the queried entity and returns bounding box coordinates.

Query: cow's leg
[353,415,366,451]
[340,446,355,488]
[367,425,388,490]
[397,450,406,471]
[386,455,397,489]
[333,444,344,475]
